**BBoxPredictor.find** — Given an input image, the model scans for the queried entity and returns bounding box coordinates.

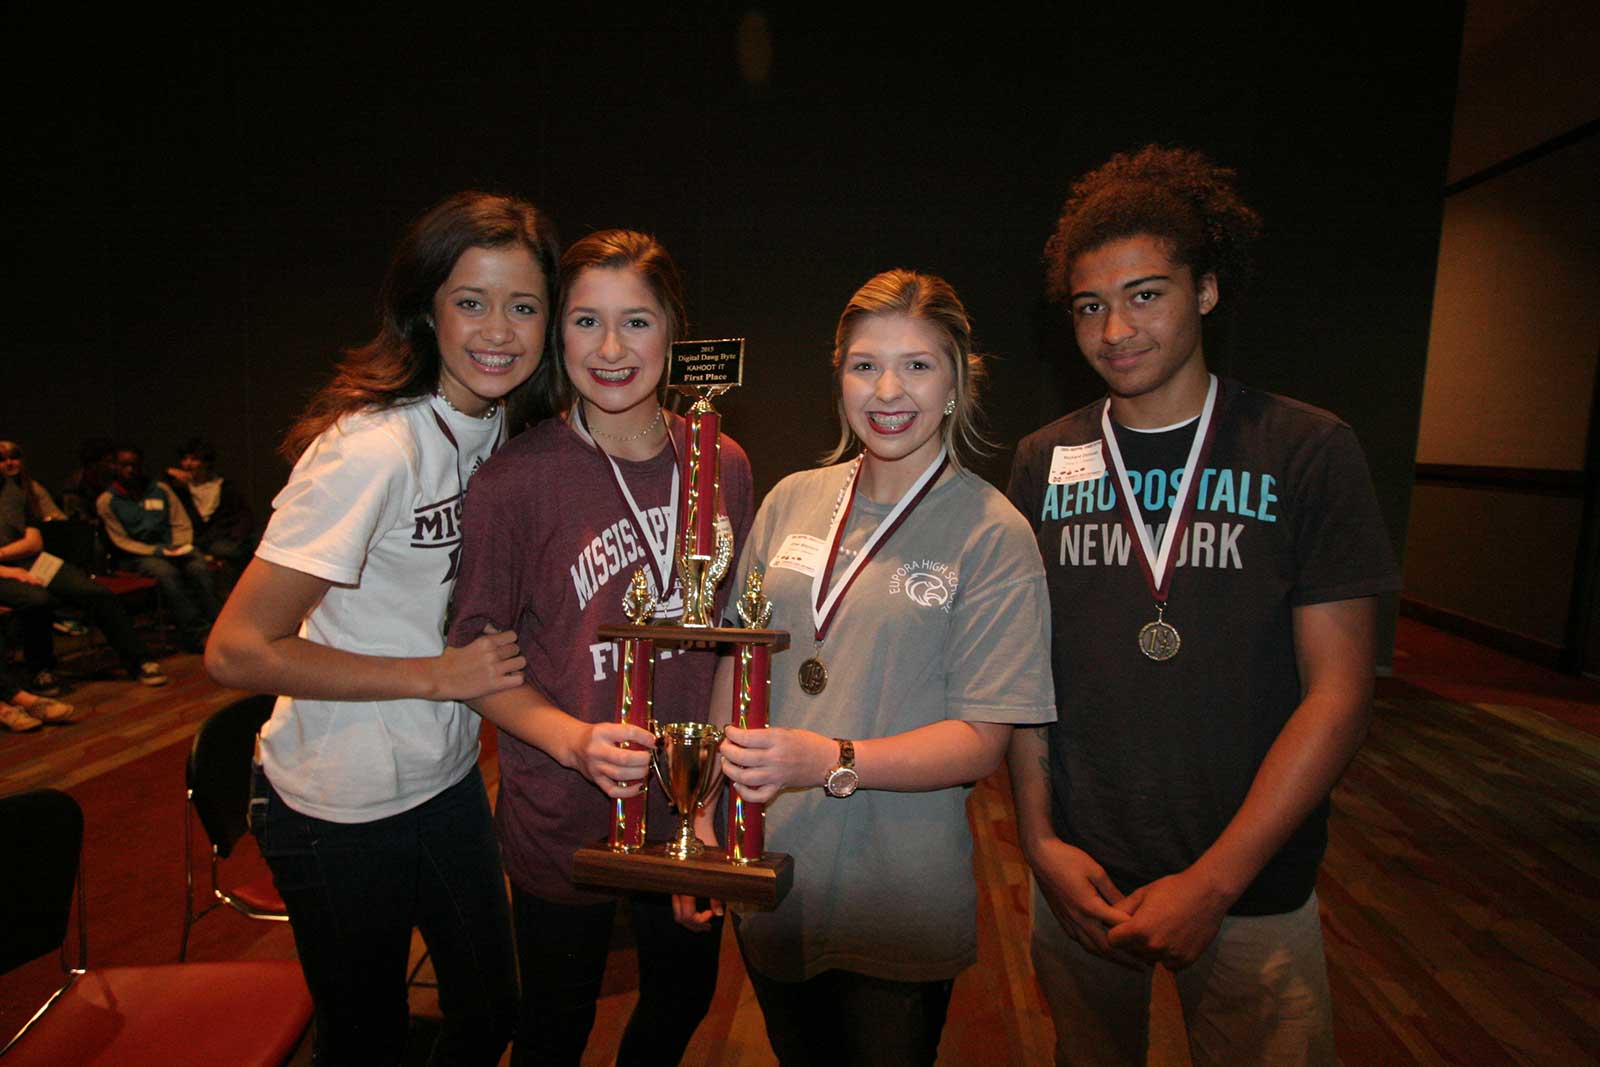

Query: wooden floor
[1,618,1596,1065]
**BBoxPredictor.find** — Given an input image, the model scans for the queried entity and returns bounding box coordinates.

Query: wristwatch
[824,738,858,798]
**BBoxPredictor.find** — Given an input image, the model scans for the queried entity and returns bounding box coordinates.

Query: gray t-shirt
[733,463,1055,983]
[0,479,34,558]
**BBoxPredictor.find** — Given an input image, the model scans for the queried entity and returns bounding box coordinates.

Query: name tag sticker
[143,498,166,511]
[770,533,825,577]
[1048,443,1106,485]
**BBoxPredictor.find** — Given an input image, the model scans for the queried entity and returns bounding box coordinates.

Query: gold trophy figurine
[678,521,733,631]
[736,567,774,629]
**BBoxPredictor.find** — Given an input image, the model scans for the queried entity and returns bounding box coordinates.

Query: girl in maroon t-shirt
[452,230,754,1066]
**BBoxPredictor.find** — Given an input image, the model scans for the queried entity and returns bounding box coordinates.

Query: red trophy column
[677,400,723,627]
[727,642,771,863]
[609,636,654,852]
[679,401,722,555]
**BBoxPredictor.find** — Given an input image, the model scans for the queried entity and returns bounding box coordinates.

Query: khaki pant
[1030,883,1335,1066]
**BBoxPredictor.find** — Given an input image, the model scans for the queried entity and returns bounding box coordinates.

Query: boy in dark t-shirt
[1006,146,1400,1066]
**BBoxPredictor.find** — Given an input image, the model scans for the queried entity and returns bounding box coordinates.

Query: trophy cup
[572,339,794,907]
[652,721,725,859]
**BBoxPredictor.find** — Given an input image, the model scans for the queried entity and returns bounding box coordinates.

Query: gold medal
[1138,608,1180,661]
[798,657,828,695]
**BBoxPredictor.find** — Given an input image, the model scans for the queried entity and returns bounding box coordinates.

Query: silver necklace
[434,390,500,421]
[588,406,665,443]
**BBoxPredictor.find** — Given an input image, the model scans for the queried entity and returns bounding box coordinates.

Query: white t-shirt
[256,395,502,822]
[188,478,222,522]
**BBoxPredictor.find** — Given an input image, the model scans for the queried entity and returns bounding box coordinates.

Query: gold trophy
[651,722,725,859]
[572,339,793,907]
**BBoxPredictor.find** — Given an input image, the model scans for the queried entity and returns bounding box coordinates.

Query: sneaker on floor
[27,698,76,724]
[31,671,61,697]
[137,662,169,687]
[0,703,42,732]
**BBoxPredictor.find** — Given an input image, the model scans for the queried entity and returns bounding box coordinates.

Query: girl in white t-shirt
[205,191,559,1066]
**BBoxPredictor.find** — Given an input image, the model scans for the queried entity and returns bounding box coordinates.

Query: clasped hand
[718,724,835,805]
[1034,843,1229,969]
[1104,868,1232,969]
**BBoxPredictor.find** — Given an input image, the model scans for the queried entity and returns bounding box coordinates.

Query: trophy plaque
[572,338,794,908]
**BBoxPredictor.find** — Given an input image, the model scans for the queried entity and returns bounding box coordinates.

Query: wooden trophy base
[572,842,793,909]
[597,622,790,652]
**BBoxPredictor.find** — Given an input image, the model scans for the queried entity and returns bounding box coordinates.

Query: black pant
[741,946,954,1067]
[253,765,519,1067]
[510,887,721,1066]
[0,561,150,674]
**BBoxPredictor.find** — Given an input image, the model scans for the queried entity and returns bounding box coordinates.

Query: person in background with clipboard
[0,438,167,694]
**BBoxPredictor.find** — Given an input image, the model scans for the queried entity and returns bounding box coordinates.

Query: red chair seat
[228,872,287,915]
[90,574,158,596]
[5,960,311,1067]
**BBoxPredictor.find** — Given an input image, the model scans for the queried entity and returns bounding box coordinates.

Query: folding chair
[0,788,311,1066]
[181,693,289,961]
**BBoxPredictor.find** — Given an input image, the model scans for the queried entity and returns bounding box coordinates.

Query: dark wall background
[8,8,1461,655]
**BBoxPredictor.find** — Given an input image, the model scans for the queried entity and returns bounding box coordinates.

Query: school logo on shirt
[412,494,464,583]
[888,558,958,612]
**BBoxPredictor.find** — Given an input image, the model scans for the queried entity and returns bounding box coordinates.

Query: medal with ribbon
[1098,375,1221,662]
[801,448,949,693]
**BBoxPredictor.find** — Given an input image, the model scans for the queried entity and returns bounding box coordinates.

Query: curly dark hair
[1044,145,1262,306]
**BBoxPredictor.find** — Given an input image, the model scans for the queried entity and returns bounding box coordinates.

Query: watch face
[827,767,859,798]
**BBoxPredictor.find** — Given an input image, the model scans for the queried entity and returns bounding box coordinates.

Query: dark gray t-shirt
[732,464,1055,982]
[0,480,34,558]
[1008,380,1401,915]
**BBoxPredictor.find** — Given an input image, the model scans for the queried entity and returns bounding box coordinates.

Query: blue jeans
[132,553,220,641]
[252,764,519,1067]
[510,888,721,1066]
[739,935,954,1067]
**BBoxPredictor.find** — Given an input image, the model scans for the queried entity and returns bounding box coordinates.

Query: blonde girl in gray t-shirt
[696,270,1056,1066]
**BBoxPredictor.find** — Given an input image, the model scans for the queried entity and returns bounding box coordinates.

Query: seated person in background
[167,437,255,585]
[1,442,167,692]
[0,631,75,732]
[0,441,66,522]
[1,441,85,634]
[59,436,117,523]
[96,445,220,653]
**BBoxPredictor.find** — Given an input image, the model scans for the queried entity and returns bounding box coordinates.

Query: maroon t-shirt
[449,414,755,904]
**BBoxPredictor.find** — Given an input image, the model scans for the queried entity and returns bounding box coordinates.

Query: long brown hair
[281,191,561,462]
[550,230,687,413]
